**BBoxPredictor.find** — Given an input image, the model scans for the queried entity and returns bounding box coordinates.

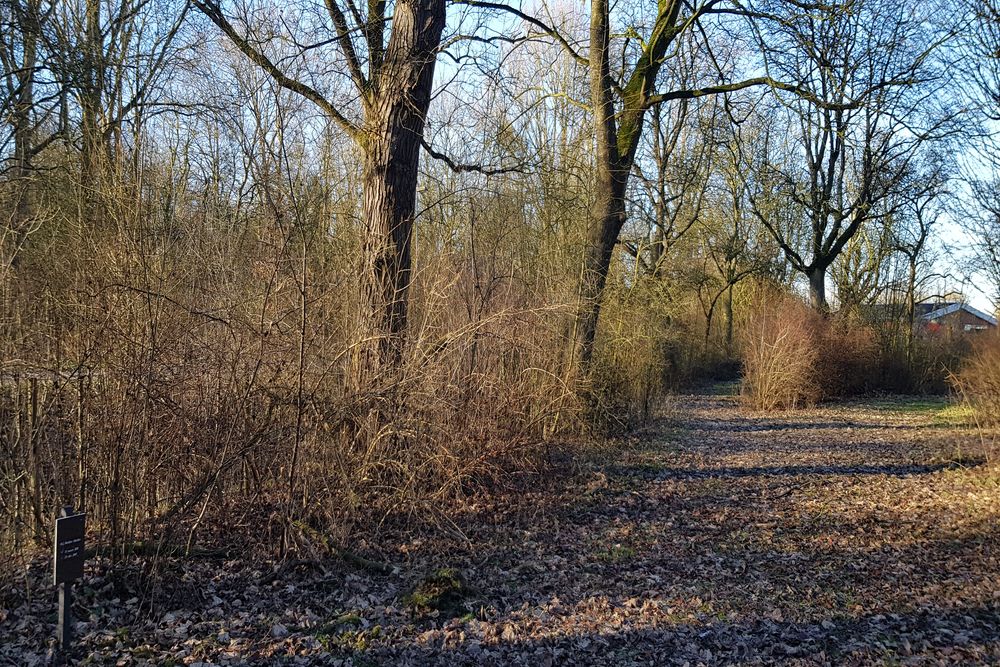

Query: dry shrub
[873,335,971,394]
[911,336,972,393]
[815,316,879,398]
[0,251,582,561]
[864,307,972,395]
[317,273,581,529]
[591,274,681,429]
[0,160,592,564]
[952,335,1000,436]
[739,286,880,410]
[740,290,821,410]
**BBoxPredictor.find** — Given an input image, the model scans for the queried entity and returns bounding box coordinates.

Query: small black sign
[53,511,85,585]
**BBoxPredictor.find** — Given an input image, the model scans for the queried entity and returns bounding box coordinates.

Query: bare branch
[192,0,360,139]
[421,138,526,175]
[323,0,369,93]
[450,0,588,67]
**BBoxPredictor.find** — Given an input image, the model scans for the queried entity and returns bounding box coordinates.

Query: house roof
[921,303,999,327]
[915,302,947,316]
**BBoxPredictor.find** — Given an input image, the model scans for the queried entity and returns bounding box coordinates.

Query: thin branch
[192,0,360,139]
[323,0,369,93]
[421,138,526,175]
[450,0,588,67]
[646,76,910,111]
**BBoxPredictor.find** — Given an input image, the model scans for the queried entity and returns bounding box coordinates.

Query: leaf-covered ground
[3,394,999,666]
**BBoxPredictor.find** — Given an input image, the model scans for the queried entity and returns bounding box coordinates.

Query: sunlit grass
[931,403,976,427]
[867,396,949,414]
[867,396,976,427]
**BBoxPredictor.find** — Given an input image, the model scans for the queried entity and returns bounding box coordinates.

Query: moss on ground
[402,568,471,616]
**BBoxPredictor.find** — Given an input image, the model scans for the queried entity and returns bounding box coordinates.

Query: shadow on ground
[375,604,1000,665]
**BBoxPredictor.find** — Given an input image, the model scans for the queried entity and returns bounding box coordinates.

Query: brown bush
[588,272,683,430]
[0,253,583,562]
[739,287,880,410]
[815,316,879,398]
[740,291,822,410]
[0,160,593,564]
[864,309,972,395]
[952,335,1000,436]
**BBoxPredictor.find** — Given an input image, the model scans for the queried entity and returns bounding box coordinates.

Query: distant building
[919,302,998,337]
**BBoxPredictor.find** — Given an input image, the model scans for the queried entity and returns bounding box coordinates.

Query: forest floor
[2,391,1000,666]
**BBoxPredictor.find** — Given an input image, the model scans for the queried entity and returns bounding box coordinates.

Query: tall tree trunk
[195,0,446,383]
[6,0,39,270]
[574,178,627,371]
[724,284,734,352]
[357,122,420,375]
[572,0,623,375]
[356,0,445,381]
[571,0,684,379]
[80,0,107,228]
[808,266,827,311]
[906,256,917,366]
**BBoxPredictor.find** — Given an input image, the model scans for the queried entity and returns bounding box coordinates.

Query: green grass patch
[315,625,381,653]
[310,612,364,636]
[595,543,637,563]
[708,380,741,396]
[866,396,949,414]
[624,458,676,474]
[866,396,975,426]
[930,403,976,427]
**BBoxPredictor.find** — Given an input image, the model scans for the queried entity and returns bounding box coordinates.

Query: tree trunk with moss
[572,0,684,376]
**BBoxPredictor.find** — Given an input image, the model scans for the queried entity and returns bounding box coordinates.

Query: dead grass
[951,335,1000,460]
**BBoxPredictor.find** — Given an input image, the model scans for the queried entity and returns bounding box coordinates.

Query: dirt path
[3,394,999,665]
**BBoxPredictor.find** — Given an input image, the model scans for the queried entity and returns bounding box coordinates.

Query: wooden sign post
[53,506,85,649]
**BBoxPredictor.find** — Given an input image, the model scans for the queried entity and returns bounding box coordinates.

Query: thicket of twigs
[2,0,996,575]
[0,141,605,564]
[2,155,989,568]
[956,339,1000,427]
[739,291,823,410]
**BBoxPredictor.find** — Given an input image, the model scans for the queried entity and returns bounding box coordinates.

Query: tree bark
[195,0,445,381]
[571,0,644,375]
[574,177,628,370]
[80,0,107,228]
[807,266,827,311]
[906,256,917,365]
[572,0,722,379]
[724,284,734,351]
[356,0,445,379]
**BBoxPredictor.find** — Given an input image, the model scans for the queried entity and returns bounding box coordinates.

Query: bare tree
[965,0,1000,126]
[749,0,956,310]
[958,0,1000,309]
[892,157,949,361]
[624,96,718,280]
[192,0,447,378]
[697,98,781,350]
[567,0,891,373]
[572,0,790,374]
[37,0,188,231]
